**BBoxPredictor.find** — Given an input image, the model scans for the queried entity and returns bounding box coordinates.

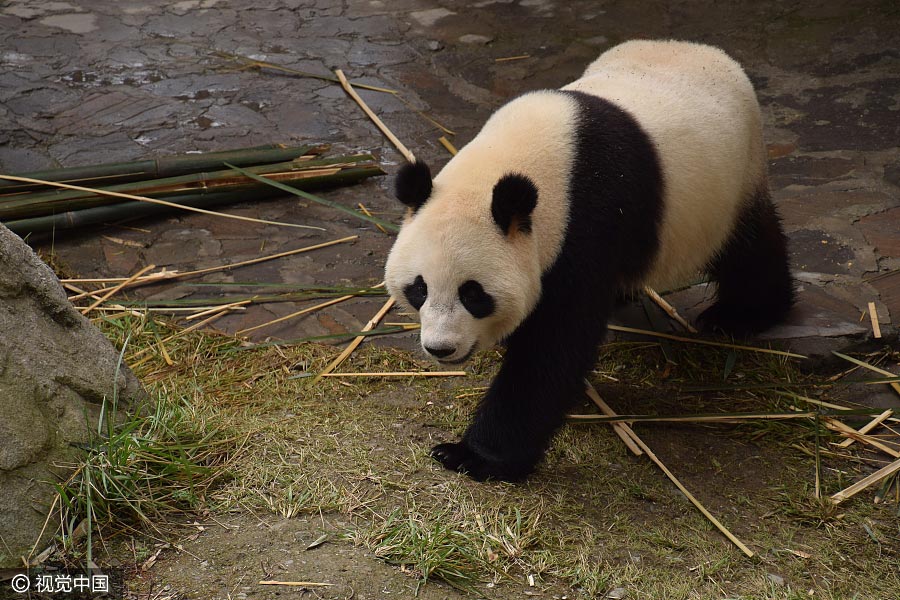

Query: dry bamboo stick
[319,371,466,378]
[568,412,817,423]
[832,351,900,397]
[65,236,358,299]
[314,296,395,382]
[0,173,324,230]
[835,409,894,449]
[585,381,755,558]
[185,299,253,321]
[334,69,415,163]
[868,302,882,339]
[583,383,643,456]
[237,295,354,335]
[607,324,806,358]
[831,456,900,504]
[824,419,900,458]
[495,54,531,62]
[63,283,144,317]
[80,264,157,315]
[358,203,388,234]
[258,580,333,587]
[439,136,459,156]
[643,286,697,333]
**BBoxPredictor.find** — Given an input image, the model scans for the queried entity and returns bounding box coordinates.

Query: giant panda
[383,39,794,482]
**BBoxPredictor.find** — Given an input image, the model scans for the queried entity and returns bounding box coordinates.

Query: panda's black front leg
[431,296,610,482]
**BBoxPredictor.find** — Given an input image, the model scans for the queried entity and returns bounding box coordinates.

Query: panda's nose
[424,345,456,359]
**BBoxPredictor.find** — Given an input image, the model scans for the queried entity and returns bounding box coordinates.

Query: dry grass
[52,313,900,599]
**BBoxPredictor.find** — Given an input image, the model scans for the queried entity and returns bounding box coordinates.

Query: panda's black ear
[395,161,433,212]
[491,173,538,237]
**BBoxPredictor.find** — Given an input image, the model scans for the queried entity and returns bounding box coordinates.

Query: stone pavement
[1,0,898,360]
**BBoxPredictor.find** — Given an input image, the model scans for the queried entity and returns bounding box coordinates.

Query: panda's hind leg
[698,188,794,336]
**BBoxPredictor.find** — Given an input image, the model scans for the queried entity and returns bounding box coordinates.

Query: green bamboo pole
[0,144,326,195]
[0,155,380,219]
[3,164,384,236]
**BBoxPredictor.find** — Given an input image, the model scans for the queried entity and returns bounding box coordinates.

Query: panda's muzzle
[428,343,476,365]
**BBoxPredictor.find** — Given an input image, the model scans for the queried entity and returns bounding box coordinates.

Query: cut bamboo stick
[583,383,643,456]
[868,302,882,339]
[831,456,900,504]
[0,174,323,230]
[643,286,697,333]
[334,69,415,164]
[584,381,754,558]
[832,351,900,397]
[568,411,817,423]
[835,409,894,449]
[258,580,333,587]
[314,296,395,382]
[824,419,900,458]
[185,299,253,321]
[126,308,234,361]
[607,324,806,359]
[80,264,156,315]
[319,371,466,378]
[236,295,355,335]
[63,283,144,317]
[358,203,389,234]
[65,236,358,300]
[0,144,321,195]
[438,136,458,156]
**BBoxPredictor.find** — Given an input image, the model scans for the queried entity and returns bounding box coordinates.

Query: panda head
[384,160,543,365]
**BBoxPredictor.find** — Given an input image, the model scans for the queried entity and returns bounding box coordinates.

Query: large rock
[0,223,145,567]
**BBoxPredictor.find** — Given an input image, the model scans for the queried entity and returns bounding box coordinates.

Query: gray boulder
[0,223,145,567]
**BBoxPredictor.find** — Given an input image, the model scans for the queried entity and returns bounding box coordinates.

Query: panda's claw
[429,442,527,482]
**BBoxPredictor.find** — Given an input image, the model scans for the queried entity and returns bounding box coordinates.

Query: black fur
[395,161,433,211]
[698,188,794,335]
[431,90,665,481]
[403,275,427,310]
[491,174,538,235]
[459,280,495,319]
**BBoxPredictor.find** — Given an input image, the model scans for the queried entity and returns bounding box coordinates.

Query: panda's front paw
[430,442,530,482]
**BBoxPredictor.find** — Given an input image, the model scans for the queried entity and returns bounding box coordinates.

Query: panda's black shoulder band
[395,161,433,211]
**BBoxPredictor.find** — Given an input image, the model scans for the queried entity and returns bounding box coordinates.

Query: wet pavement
[1,0,898,359]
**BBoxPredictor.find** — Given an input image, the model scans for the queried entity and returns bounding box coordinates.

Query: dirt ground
[2,1,900,599]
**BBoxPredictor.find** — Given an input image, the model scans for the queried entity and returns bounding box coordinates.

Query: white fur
[385,40,766,362]
[564,39,766,290]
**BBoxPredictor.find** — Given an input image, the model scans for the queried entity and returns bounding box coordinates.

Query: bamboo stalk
[0,144,322,195]
[319,371,466,377]
[314,296,395,382]
[80,264,157,315]
[439,136,458,156]
[867,302,882,339]
[358,203,388,234]
[835,409,894,449]
[824,419,900,458]
[63,283,144,317]
[236,295,355,335]
[0,174,323,230]
[832,351,900,397]
[258,580,333,587]
[583,382,643,456]
[65,236,358,300]
[831,456,900,504]
[334,69,416,163]
[126,308,234,361]
[185,300,253,321]
[643,286,697,333]
[584,381,755,558]
[607,324,806,359]
[568,411,818,423]
[1,155,381,219]
[224,163,399,232]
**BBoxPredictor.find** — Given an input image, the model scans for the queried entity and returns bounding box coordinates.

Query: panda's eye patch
[459,280,495,319]
[404,275,427,310]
